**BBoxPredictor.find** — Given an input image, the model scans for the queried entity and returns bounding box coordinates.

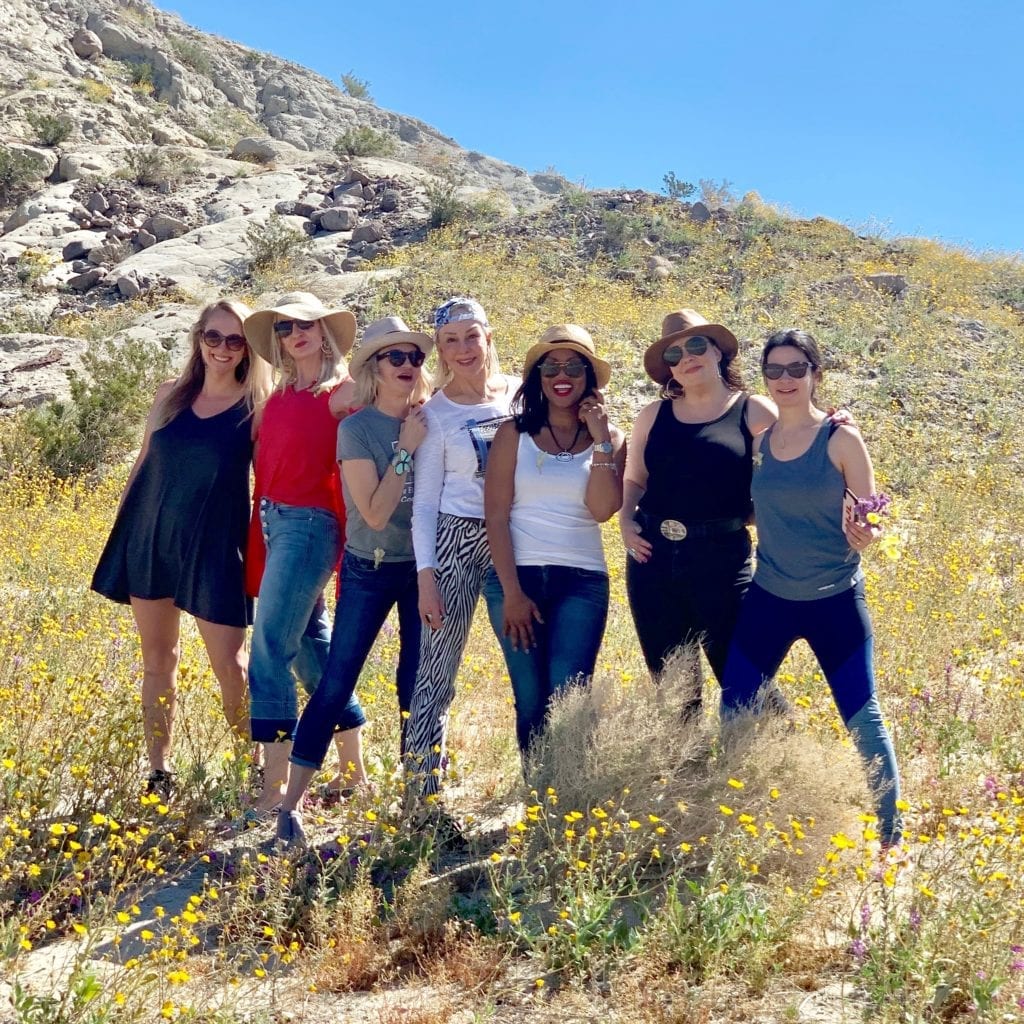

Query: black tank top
[638,393,753,522]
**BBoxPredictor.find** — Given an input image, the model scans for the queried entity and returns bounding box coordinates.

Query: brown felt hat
[643,309,738,385]
[521,324,612,389]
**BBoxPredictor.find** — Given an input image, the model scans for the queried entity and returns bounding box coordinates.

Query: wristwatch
[594,441,614,455]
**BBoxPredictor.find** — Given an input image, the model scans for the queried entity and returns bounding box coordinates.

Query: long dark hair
[512,357,600,434]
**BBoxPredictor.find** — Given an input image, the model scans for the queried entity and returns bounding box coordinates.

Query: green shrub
[340,71,372,101]
[662,171,695,201]
[0,146,41,206]
[15,250,52,287]
[245,212,311,271]
[333,126,397,159]
[13,336,173,479]
[121,146,197,187]
[170,36,213,77]
[78,78,112,103]
[128,60,155,93]
[26,111,73,147]
[425,178,464,229]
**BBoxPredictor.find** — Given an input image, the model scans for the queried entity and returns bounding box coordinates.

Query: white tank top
[509,432,606,573]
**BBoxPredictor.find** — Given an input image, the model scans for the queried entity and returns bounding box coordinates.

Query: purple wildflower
[849,938,868,963]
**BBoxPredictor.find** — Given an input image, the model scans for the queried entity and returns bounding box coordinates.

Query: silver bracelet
[592,462,618,471]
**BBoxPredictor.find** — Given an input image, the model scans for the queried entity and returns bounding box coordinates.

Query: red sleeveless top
[244,384,351,596]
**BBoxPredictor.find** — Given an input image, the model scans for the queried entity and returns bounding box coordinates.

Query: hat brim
[522,341,612,389]
[244,304,357,363]
[643,323,738,384]
[348,330,435,376]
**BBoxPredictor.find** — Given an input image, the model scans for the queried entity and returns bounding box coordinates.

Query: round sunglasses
[273,319,316,337]
[663,335,711,365]
[763,361,814,380]
[376,348,426,368]
[202,330,246,351]
[539,356,587,378]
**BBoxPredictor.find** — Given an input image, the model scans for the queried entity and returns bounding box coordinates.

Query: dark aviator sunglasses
[376,348,426,368]
[202,330,246,351]
[663,335,711,365]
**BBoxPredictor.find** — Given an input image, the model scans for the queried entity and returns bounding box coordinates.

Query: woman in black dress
[91,299,272,797]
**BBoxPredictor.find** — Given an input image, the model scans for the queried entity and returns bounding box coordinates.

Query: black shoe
[145,769,175,803]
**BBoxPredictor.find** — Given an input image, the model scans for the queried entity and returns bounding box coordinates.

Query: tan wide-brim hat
[521,324,612,389]
[348,315,434,375]
[243,291,357,362]
[643,309,738,385]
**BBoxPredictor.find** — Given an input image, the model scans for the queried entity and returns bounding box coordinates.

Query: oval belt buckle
[660,519,687,541]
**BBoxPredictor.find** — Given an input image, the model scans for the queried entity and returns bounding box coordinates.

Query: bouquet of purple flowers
[852,492,891,526]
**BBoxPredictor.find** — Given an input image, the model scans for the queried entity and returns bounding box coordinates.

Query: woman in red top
[243,292,367,813]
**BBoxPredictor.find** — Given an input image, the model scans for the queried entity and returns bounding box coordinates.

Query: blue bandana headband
[433,297,489,330]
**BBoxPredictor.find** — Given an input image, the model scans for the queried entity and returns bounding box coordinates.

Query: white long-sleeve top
[412,375,519,571]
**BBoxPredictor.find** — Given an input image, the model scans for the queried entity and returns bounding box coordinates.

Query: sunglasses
[202,330,246,351]
[663,336,711,364]
[764,361,814,380]
[539,357,587,378]
[376,348,426,368]
[273,319,317,337]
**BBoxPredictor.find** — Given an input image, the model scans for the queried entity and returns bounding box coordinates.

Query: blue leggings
[721,581,902,844]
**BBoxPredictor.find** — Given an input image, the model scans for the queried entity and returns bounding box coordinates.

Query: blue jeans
[721,581,902,844]
[483,564,609,754]
[248,500,366,744]
[291,552,420,770]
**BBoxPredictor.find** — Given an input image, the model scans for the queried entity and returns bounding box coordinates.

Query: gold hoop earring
[321,339,331,355]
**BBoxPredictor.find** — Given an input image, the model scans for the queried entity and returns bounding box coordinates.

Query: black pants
[626,524,753,700]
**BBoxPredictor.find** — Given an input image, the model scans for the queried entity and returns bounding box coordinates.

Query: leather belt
[640,513,746,541]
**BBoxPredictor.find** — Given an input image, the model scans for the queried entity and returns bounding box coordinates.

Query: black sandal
[145,769,175,803]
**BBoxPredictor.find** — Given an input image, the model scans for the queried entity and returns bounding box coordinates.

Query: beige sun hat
[643,309,738,385]
[521,324,612,389]
[243,291,357,362]
[348,315,434,375]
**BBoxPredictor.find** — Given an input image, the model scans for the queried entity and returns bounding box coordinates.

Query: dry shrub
[525,651,870,881]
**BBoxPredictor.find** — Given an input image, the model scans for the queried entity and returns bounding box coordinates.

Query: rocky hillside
[0,0,565,407]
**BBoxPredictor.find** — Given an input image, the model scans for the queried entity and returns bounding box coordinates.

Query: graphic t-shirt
[336,406,414,563]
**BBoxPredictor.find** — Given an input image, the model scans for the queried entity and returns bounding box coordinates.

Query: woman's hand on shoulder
[398,403,428,454]
[329,378,358,420]
[746,394,777,436]
[826,406,859,432]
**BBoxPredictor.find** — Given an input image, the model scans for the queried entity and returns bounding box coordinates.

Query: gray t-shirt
[336,406,415,563]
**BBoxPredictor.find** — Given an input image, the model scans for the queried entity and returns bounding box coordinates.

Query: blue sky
[165,0,1023,255]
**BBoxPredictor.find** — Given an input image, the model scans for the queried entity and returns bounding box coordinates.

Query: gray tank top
[751,421,863,600]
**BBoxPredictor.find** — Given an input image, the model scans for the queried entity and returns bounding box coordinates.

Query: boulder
[379,189,400,213]
[61,239,93,262]
[116,274,142,299]
[84,191,109,215]
[231,136,306,165]
[68,267,106,291]
[71,27,103,60]
[351,221,385,244]
[87,242,126,266]
[865,272,908,297]
[689,201,712,224]
[318,207,358,232]
[143,214,189,242]
[135,229,157,249]
[57,150,117,181]
[5,144,58,181]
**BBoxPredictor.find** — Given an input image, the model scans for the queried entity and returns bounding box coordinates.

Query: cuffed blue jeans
[291,552,420,770]
[721,580,902,844]
[248,499,366,744]
[483,564,609,755]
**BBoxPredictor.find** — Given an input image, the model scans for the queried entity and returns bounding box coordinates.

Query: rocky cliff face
[0,0,560,407]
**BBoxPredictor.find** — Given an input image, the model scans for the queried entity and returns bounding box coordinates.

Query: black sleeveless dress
[91,400,254,627]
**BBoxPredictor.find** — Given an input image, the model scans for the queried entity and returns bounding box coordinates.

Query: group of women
[91,293,902,850]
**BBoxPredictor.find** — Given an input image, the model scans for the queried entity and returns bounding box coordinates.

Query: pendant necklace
[546,420,583,462]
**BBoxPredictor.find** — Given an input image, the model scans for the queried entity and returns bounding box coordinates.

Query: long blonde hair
[155,299,272,429]
[267,320,349,396]
[353,351,433,409]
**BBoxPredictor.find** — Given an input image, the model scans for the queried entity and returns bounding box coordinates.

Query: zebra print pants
[405,513,492,797]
